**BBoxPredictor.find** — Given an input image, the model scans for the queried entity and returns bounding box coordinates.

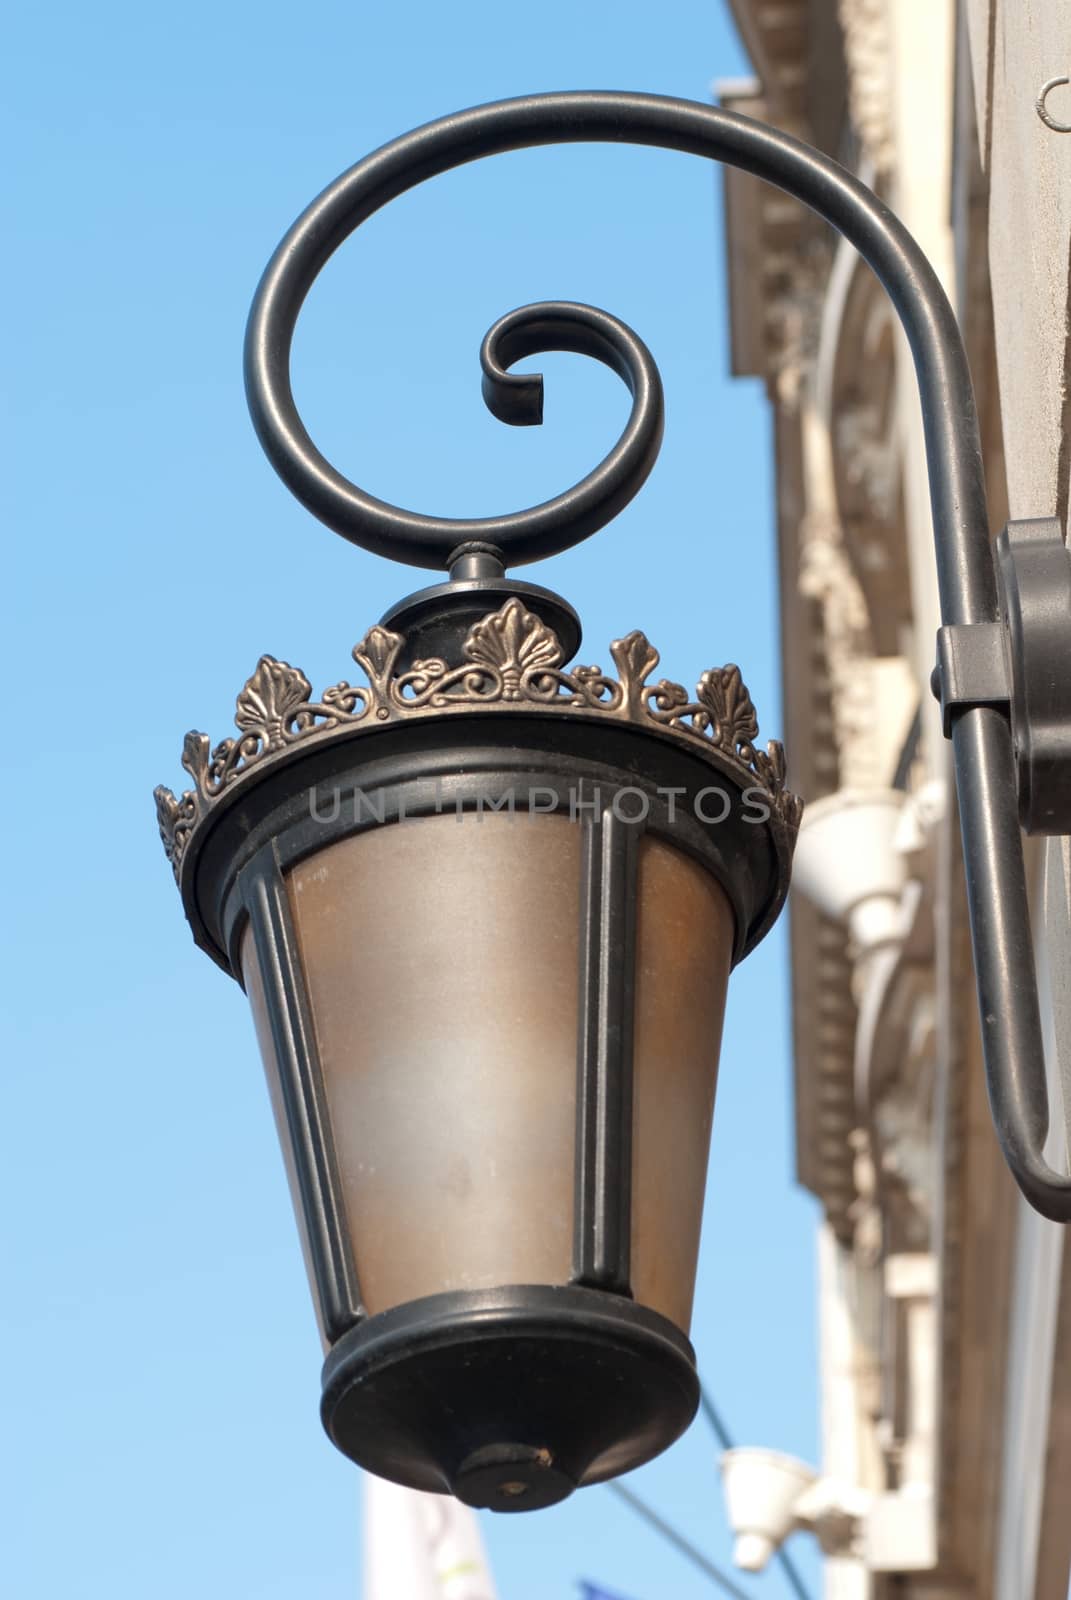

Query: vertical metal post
[574,802,639,1292]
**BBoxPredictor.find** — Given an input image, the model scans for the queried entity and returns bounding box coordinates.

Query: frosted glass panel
[288,812,581,1316]
[630,838,734,1333]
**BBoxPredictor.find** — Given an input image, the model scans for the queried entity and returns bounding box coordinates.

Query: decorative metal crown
[155,597,802,880]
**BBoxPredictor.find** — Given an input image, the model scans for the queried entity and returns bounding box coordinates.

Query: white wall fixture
[720,1447,820,1570]
[720,1442,939,1575]
[791,789,908,952]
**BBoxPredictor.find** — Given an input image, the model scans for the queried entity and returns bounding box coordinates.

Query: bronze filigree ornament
[154,598,802,880]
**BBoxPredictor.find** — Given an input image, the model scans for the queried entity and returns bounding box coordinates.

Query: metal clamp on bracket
[934,621,1009,735]
[934,517,1071,834]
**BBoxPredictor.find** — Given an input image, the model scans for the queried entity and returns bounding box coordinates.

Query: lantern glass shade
[243,803,734,1344]
[269,811,581,1319]
[630,837,733,1332]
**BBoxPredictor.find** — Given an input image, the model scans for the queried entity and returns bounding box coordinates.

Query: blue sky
[5,3,822,1596]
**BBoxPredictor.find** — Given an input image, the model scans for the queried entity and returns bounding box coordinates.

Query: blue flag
[578,1583,642,1600]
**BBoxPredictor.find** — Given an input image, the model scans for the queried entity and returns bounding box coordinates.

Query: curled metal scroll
[248,293,662,571]
[246,91,1071,1219]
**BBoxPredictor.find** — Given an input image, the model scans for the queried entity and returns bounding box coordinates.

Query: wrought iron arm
[245,91,1071,1220]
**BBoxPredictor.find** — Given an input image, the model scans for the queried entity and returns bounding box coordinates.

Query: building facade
[720,3,1071,1595]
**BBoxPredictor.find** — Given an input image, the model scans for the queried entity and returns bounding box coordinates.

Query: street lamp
[154,423,798,1508]
[155,90,1071,1510]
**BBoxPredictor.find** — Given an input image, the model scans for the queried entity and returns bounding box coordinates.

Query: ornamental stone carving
[839,0,895,175]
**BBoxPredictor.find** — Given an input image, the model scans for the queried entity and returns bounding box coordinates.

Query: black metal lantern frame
[159,588,798,1506]
[157,88,1071,1512]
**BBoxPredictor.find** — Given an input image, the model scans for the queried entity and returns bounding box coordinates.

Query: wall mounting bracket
[934,518,1071,835]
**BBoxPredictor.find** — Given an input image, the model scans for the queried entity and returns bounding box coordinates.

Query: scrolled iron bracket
[245,91,1071,1220]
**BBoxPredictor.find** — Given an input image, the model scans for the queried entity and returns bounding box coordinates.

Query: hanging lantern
[156,582,798,1508]
[154,92,811,1513]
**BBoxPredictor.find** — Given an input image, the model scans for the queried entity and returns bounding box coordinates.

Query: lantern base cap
[321,1283,698,1510]
[452,1442,576,1512]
